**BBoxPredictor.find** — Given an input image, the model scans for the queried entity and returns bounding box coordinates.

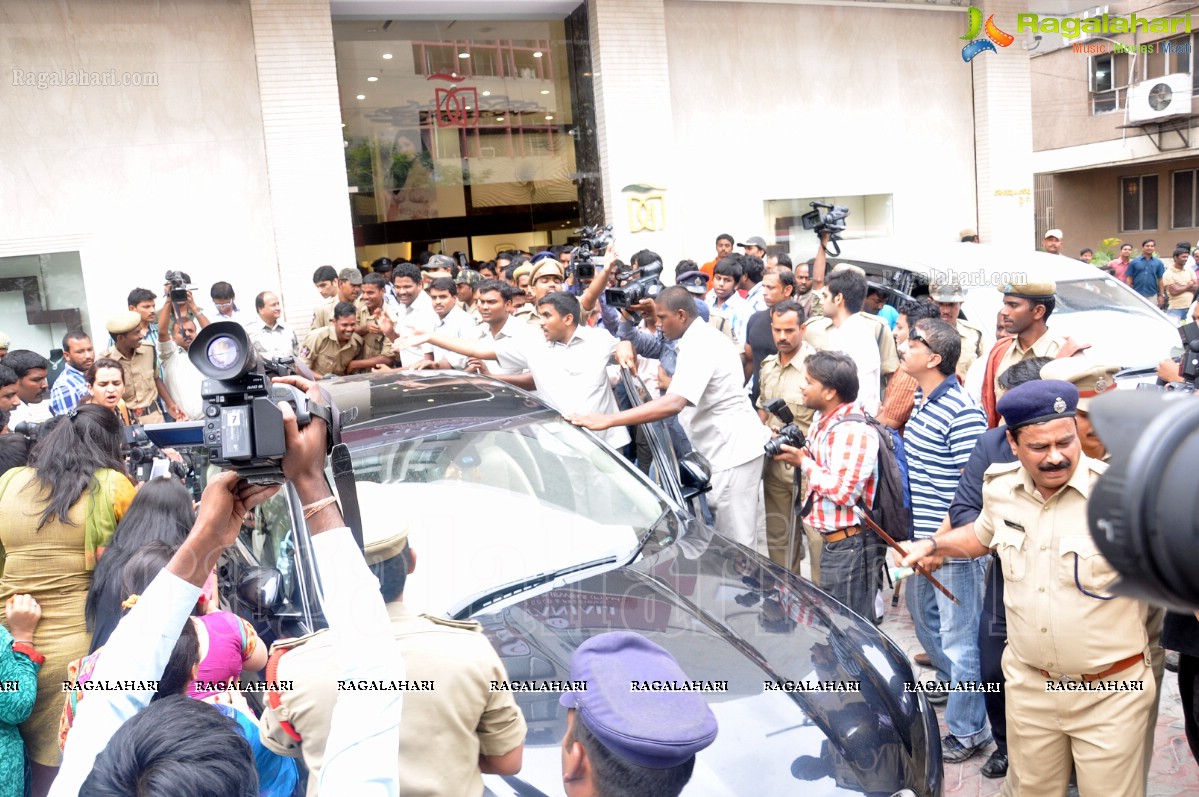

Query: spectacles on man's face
[907,327,928,348]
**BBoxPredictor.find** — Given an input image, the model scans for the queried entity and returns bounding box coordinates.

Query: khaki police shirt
[300,327,362,377]
[955,318,985,382]
[354,299,395,361]
[101,342,159,410]
[991,331,1063,402]
[972,457,1149,676]
[756,342,818,435]
[259,602,527,797]
[311,296,337,330]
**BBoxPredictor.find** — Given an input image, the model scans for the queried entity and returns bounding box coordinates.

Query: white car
[811,239,1180,375]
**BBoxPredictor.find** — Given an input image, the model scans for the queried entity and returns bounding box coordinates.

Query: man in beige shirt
[1163,246,1198,321]
[902,380,1156,797]
[259,517,526,796]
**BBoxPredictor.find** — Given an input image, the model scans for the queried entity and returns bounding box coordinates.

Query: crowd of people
[0,226,1194,797]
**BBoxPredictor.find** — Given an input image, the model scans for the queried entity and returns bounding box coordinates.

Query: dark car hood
[475,534,940,796]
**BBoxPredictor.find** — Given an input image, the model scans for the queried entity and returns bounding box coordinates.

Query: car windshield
[1054,278,1152,314]
[345,415,670,616]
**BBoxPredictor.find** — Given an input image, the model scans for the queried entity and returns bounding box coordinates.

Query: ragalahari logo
[961,8,1014,62]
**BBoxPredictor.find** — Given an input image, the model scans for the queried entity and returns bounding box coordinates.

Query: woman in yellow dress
[0,403,135,795]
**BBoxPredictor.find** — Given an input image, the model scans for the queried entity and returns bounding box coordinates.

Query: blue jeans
[906,557,990,746]
[1168,307,1189,322]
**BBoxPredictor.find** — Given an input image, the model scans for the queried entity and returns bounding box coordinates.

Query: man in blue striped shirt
[49,331,94,416]
[898,318,988,764]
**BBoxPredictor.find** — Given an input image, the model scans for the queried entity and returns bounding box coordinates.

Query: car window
[240,488,297,596]
[1053,278,1153,314]
[346,416,671,615]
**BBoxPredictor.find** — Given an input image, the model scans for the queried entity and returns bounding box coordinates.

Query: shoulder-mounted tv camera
[143,321,341,484]
[570,224,614,281]
[801,202,851,256]
[605,259,663,309]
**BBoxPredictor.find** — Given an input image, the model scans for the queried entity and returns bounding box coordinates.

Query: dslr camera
[143,321,334,484]
[762,398,807,458]
[604,259,663,309]
[570,224,614,281]
[801,202,851,256]
[164,270,195,304]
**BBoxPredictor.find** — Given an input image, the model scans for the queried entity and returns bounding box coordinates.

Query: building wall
[1048,158,1199,256]
[657,0,977,263]
[0,0,353,350]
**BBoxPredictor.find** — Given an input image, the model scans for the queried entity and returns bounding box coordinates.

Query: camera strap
[330,443,365,553]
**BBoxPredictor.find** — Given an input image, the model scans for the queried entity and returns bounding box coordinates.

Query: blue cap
[997,379,1078,431]
[694,298,710,321]
[531,250,558,264]
[559,632,718,769]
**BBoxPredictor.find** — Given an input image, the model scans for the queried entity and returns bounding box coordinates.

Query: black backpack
[829,413,913,542]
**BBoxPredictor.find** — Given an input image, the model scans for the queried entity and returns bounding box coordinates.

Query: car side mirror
[679,451,712,497]
[236,566,284,612]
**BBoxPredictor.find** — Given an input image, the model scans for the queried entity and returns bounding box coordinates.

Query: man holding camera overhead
[566,286,769,553]
[902,380,1155,797]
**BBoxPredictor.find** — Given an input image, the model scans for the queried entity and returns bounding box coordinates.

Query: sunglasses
[907,327,928,347]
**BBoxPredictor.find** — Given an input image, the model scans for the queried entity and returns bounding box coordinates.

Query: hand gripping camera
[569,224,614,281]
[164,270,195,304]
[604,259,664,309]
[801,202,851,256]
[762,398,807,458]
[143,321,335,484]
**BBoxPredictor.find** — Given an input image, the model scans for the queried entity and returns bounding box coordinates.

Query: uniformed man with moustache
[903,380,1156,797]
[300,302,362,378]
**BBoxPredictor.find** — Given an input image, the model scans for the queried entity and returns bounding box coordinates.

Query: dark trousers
[818,533,877,620]
[1180,653,1199,764]
[978,553,1007,755]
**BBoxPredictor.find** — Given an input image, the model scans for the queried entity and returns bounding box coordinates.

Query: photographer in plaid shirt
[772,350,879,617]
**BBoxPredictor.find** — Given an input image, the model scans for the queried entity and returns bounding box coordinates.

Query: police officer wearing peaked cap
[559,631,718,797]
[928,281,985,381]
[902,380,1157,797]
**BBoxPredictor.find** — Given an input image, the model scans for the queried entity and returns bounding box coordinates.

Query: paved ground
[874,570,1199,796]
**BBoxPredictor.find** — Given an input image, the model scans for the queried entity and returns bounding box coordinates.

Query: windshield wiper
[453,557,619,619]
[632,507,673,558]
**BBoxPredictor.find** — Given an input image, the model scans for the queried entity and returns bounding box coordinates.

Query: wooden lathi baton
[855,508,960,606]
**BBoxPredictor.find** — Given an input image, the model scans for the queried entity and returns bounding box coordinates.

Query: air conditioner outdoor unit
[1128,73,1193,123]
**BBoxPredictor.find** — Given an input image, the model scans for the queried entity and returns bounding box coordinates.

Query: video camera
[142,321,335,485]
[122,424,199,496]
[801,202,851,256]
[604,259,663,309]
[569,224,614,281]
[12,420,46,441]
[164,270,195,304]
[762,398,807,458]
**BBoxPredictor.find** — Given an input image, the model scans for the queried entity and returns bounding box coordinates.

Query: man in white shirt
[204,281,253,328]
[706,256,750,345]
[464,280,537,391]
[816,267,881,414]
[424,277,481,369]
[394,291,630,450]
[156,301,205,420]
[249,291,299,362]
[566,286,769,553]
[3,350,52,427]
[385,262,437,367]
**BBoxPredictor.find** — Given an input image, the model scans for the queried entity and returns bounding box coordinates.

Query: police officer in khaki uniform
[300,302,362,378]
[902,380,1156,797]
[312,267,363,330]
[511,260,538,323]
[928,281,985,381]
[349,273,395,372]
[980,279,1067,426]
[258,497,527,796]
[1041,357,1165,789]
[755,299,817,574]
[101,310,181,423]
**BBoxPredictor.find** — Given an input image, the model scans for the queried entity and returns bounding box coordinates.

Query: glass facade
[334,18,589,264]
[0,251,89,355]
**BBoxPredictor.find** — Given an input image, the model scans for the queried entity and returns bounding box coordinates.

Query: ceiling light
[496,117,505,122]
[545,114,554,120]
[465,105,472,110]
[482,90,491,96]
[533,51,543,58]
[540,89,549,95]
[367,76,378,82]
[382,53,393,59]
[356,94,365,100]
[459,52,470,58]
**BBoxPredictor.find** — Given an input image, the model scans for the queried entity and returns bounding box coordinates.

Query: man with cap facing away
[101,310,183,423]
[559,631,717,797]
[902,380,1156,797]
[259,499,527,795]
[929,281,985,381]
[1042,229,1063,255]
[979,278,1070,427]
[312,267,363,330]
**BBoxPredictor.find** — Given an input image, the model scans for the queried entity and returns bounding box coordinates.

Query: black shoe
[941,734,987,763]
[1166,650,1180,673]
[980,750,1008,778]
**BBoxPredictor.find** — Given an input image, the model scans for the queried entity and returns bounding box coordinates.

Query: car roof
[319,371,552,442]
[802,239,1104,285]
